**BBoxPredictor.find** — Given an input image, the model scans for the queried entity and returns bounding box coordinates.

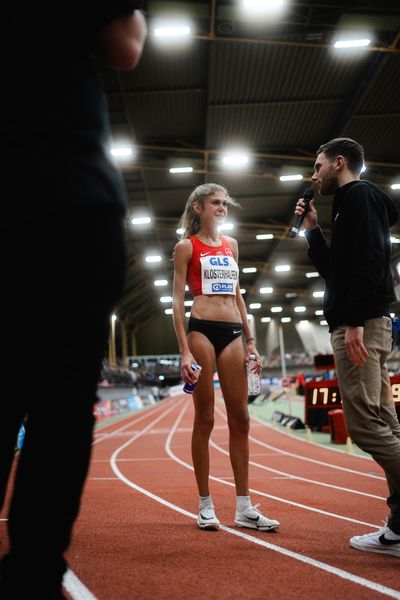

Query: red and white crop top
[186,236,239,297]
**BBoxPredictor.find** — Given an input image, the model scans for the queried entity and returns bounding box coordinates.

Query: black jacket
[305,180,399,332]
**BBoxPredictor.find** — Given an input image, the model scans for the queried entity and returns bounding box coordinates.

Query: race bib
[200,255,239,295]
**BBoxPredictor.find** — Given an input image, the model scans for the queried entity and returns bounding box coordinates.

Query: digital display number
[307,381,400,406]
[309,387,340,405]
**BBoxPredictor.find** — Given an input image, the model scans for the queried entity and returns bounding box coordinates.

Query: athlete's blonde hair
[178,183,240,239]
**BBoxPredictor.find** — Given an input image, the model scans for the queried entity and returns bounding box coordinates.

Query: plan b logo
[212,282,233,293]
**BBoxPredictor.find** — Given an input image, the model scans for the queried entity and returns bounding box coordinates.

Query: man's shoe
[350,526,400,557]
[235,503,279,532]
[197,506,220,530]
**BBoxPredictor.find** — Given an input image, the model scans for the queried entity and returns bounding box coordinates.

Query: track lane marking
[109,400,400,600]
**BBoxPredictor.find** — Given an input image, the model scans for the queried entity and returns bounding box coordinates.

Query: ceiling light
[294,306,306,312]
[249,303,261,309]
[176,227,184,235]
[333,38,371,49]
[313,291,324,298]
[145,254,162,264]
[160,296,172,303]
[242,267,257,273]
[154,279,168,287]
[275,265,291,272]
[298,320,309,325]
[261,317,271,323]
[391,237,400,244]
[110,146,134,159]
[256,233,274,240]
[391,183,400,190]
[279,174,303,182]
[281,317,291,323]
[271,306,283,313]
[260,287,273,294]
[164,308,173,315]
[315,310,324,316]
[241,0,286,14]
[320,320,328,326]
[185,311,191,318]
[169,166,193,174]
[153,24,191,40]
[240,288,247,294]
[184,300,193,306]
[285,292,297,298]
[131,216,151,225]
[221,152,249,169]
[306,272,319,278]
[218,222,234,231]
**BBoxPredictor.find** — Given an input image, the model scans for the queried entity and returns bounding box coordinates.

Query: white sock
[236,495,252,513]
[199,495,213,510]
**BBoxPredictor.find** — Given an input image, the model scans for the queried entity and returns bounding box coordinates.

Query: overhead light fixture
[391,237,400,244]
[131,216,151,225]
[313,291,324,298]
[221,151,249,169]
[281,317,291,323]
[306,272,319,278]
[260,287,273,294]
[315,310,324,316]
[279,174,303,182]
[294,306,306,313]
[241,0,286,14]
[249,303,261,309]
[275,265,291,272]
[271,306,283,313]
[160,296,172,303]
[261,317,271,323]
[164,308,173,315]
[169,166,193,174]
[320,320,328,326]
[154,279,168,287]
[184,300,193,306]
[242,267,257,273]
[110,146,134,159]
[218,222,234,231]
[333,38,371,49]
[145,254,162,264]
[256,233,274,240]
[391,183,400,190]
[240,288,247,294]
[153,23,191,40]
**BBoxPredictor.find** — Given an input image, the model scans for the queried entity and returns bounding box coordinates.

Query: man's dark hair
[317,138,364,174]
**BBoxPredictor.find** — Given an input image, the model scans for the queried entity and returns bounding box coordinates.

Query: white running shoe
[350,526,400,557]
[198,506,220,530]
[235,503,279,532]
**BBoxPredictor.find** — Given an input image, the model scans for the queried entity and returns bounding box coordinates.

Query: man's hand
[294,198,318,230]
[345,326,369,366]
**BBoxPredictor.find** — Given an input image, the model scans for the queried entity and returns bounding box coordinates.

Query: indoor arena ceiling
[103,0,400,335]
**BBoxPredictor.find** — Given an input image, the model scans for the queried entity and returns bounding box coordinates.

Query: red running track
[2,394,399,599]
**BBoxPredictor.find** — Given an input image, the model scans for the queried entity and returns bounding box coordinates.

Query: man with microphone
[294,137,400,557]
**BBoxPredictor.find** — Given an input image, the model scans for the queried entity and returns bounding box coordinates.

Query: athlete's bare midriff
[190,294,241,322]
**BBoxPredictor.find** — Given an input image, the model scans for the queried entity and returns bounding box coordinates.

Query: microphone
[288,187,314,238]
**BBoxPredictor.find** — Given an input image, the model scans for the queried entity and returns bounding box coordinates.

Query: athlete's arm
[172,240,198,384]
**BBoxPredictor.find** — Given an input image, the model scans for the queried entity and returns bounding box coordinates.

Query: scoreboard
[304,375,400,430]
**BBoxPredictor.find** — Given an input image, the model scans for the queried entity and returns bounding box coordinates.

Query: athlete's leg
[187,331,217,497]
[217,338,249,496]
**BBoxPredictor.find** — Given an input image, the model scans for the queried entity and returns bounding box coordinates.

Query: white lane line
[249,413,385,479]
[92,457,172,462]
[63,569,98,600]
[93,397,179,445]
[211,407,385,501]
[166,401,378,528]
[109,404,400,600]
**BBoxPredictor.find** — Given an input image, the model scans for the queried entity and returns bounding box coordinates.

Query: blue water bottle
[183,363,202,394]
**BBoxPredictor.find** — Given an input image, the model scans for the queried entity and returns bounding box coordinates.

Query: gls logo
[209,256,229,266]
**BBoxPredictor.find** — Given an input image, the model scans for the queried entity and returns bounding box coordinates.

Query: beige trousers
[331,317,400,533]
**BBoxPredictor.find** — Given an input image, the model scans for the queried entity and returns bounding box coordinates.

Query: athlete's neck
[196,229,221,245]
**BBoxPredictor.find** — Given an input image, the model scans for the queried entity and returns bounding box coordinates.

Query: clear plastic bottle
[247,354,261,396]
[183,363,202,394]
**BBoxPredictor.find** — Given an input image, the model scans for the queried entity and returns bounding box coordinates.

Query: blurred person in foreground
[0,3,147,598]
[294,137,400,557]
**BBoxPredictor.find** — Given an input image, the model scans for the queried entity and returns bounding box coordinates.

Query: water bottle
[183,363,202,394]
[247,354,260,396]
